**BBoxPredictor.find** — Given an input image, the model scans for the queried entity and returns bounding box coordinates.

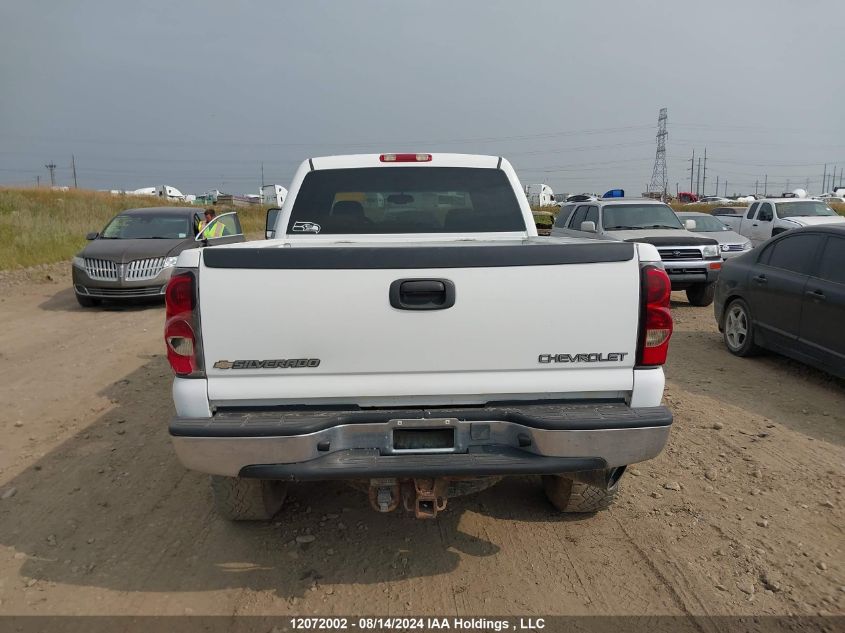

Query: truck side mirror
[86,231,98,240]
[266,207,281,239]
[580,220,596,232]
[684,219,697,230]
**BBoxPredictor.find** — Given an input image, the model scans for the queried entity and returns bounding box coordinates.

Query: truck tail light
[379,153,432,162]
[164,271,204,377]
[637,264,673,366]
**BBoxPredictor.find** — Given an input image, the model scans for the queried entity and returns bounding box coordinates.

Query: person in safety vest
[200,209,225,238]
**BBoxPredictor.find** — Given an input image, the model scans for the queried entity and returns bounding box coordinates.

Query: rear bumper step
[170,403,672,478]
[240,448,604,480]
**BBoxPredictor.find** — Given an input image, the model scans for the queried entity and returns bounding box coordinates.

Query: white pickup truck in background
[713,198,845,247]
[164,153,675,522]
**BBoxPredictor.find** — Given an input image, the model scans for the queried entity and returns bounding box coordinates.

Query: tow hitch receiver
[367,477,449,518]
[403,478,448,519]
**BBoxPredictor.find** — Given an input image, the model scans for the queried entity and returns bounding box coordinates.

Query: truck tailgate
[198,240,640,406]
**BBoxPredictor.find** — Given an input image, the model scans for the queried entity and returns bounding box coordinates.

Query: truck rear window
[286,167,525,234]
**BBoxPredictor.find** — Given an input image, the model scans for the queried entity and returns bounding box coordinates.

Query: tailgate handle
[390,279,456,310]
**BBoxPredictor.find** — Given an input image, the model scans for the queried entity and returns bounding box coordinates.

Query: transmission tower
[648,108,668,200]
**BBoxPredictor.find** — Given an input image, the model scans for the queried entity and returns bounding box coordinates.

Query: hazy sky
[2,0,844,197]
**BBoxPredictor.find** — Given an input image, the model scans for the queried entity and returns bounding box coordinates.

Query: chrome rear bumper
[170,403,672,478]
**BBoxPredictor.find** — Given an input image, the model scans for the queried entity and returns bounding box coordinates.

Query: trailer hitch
[402,478,448,519]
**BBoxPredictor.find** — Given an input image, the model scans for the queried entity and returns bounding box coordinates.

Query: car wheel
[686,282,716,307]
[209,475,287,521]
[723,298,761,357]
[75,294,101,308]
[542,467,624,513]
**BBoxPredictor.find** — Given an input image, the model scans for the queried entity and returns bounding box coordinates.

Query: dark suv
[72,207,243,306]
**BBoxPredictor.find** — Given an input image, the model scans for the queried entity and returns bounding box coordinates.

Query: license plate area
[392,427,455,452]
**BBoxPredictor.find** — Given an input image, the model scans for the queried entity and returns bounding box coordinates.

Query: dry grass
[0,187,269,270]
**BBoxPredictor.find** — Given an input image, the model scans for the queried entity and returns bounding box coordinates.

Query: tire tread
[542,473,618,513]
[210,475,286,521]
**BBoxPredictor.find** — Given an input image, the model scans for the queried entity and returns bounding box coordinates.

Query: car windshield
[100,214,191,239]
[775,201,837,218]
[286,167,526,234]
[603,204,684,230]
[678,214,730,232]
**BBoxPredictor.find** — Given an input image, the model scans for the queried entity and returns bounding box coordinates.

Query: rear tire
[542,468,623,513]
[723,298,761,357]
[210,475,287,521]
[686,282,716,307]
[75,294,101,308]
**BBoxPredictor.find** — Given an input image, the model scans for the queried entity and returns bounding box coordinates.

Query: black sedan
[714,225,845,378]
[72,207,243,307]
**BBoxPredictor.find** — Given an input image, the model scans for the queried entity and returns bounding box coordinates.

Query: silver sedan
[676,211,752,258]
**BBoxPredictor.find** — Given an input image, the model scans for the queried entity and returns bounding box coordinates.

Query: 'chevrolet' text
[538,352,628,364]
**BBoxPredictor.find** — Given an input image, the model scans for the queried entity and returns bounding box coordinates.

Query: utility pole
[755,180,759,196]
[701,148,707,197]
[44,163,56,187]
[715,175,719,197]
[261,161,265,188]
[696,158,701,196]
[688,149,695,194]
[724,180,728,197]
[822,164,827,193]
[71,155,78,188]
[36,175,41,187]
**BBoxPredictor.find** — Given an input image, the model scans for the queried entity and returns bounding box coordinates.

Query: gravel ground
[0,264,841,620]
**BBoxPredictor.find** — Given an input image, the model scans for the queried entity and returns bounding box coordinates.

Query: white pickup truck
[713,198,845,247]
[164,153,674,521]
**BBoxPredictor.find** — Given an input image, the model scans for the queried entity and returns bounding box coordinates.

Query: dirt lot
[0,264,842,618]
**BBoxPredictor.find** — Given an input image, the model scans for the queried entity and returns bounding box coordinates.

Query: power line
[0,123,656,150]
